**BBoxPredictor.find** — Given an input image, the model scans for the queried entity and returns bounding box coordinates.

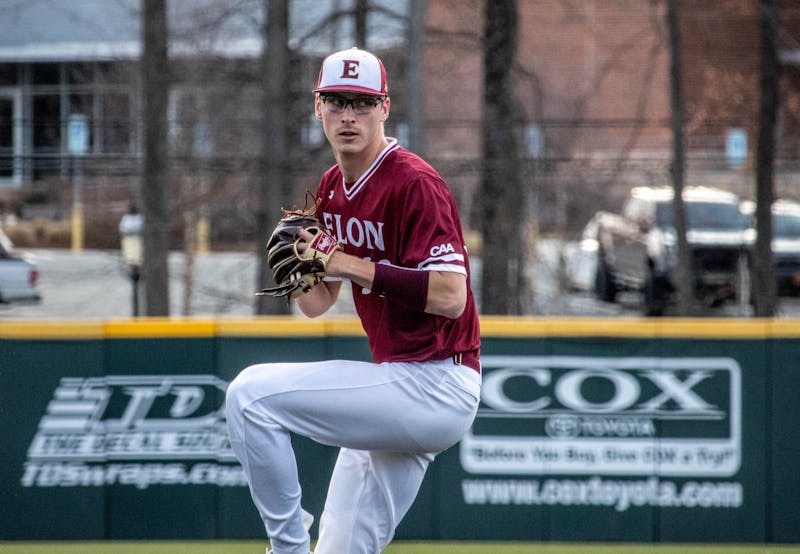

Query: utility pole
[666,0,694,316]
[141,0,170,316]
[255,0,291,315]
[753,0,779,317]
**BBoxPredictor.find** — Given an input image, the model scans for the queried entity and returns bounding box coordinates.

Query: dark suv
[741,199,800,295]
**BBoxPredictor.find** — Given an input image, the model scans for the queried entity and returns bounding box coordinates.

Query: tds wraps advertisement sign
[21,375,246,490]
[460,356,744,512]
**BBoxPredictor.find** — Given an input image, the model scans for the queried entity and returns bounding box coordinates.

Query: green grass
[1,542,799,554]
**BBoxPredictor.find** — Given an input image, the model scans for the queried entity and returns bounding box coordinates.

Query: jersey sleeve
[398,174,467,276]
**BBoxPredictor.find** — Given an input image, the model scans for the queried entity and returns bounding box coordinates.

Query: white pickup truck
[594,186,752,315]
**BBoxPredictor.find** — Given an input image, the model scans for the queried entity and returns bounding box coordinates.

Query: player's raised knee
[225,364,259,414]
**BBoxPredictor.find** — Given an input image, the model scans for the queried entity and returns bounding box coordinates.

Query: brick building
[421,0,800,233]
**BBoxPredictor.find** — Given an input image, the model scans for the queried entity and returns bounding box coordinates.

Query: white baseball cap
[313,47,388,96]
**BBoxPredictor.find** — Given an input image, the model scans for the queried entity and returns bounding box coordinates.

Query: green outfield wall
[1,317,798,543]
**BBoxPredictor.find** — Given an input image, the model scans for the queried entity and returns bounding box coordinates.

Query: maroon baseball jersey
[315,139,480,363]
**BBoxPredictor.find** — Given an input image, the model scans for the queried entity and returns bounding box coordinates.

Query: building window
[102,93,132,154]
[32,94,60,150]
[0,64,17,86]
[67,62,98,85]
[32,93,61,179]
[0,96,13,178]
[69,93,94,117]
[31,63,60,86]
[170,90,216,158]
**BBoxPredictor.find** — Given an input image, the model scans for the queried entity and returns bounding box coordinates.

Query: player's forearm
[296,279,340,318]
[425,271,467,319]
[326,251,375,289]
[328,252,466,319]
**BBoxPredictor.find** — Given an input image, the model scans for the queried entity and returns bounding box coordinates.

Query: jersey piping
[418,253,467,275]
[342,137,400,201]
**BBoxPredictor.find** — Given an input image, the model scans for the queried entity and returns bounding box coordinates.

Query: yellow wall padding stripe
[103,318,217,338]
[473,317,776,338]
[1,317,800,340]
[216,317,366,337]
[0,320,104,339]
[217,317,322,337]
[477,317,660,337]
[766,319,800,338]
[653,318,771,339]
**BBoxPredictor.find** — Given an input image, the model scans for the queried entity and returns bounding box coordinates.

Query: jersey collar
[342,137,399,201]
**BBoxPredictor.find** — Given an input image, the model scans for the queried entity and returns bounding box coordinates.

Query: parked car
[741,199,800,295]
[0,228,41,303]
[595,185,751,315]
[562,212,603,293]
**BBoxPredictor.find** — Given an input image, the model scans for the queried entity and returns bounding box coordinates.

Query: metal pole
[131,266,141,317]
[71,156,84,253]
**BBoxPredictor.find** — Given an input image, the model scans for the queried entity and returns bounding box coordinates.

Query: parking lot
[0,248,348,320]
[2,244,800,320]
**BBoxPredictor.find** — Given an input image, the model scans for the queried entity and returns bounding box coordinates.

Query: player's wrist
[371,263,430,311]
[324,249,346,275]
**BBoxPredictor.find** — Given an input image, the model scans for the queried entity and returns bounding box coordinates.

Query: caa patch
[430,243,455,257]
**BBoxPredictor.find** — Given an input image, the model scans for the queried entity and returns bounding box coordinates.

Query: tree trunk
[666,0,694,316]
[407,0,427,155]
[255,0,291,315]
[753,0,779,317]
[141,0,170,316]
[479,0,528,314]
[355,0,368,48]
[182,194,196,316]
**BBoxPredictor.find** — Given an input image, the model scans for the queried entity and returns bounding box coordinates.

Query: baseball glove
[257,205,341,300]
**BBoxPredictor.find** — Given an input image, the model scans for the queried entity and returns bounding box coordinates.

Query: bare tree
[141,0,170,316]
[479,0,529,314]
[355,0,369,47]
[406,0,427,155]
[255,0,291,315]
[665,0,694,316]
[752,0,779,316]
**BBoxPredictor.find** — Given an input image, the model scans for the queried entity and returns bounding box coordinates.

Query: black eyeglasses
[320,94,386,115]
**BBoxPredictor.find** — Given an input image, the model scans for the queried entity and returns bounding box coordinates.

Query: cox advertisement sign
[459,356,743,512]
[462,356,740,476]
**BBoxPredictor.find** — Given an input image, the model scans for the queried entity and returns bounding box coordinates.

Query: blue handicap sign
[67,113,89,156]
[726,128,747,167]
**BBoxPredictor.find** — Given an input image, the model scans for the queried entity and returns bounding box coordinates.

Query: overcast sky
[0,0,409,60]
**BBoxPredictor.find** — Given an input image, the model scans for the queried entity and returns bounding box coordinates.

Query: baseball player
[225,47,481,554]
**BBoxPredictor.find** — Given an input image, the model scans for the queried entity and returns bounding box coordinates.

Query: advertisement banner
[462,355,741,477]
[768,336,800,542]
[0,319,796,543]
[2,337,106,540]
[446,345,760,543]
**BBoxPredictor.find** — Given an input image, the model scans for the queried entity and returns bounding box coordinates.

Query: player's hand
[257,210,341,300]
[296,228,314,254]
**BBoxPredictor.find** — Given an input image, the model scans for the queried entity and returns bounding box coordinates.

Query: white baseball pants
[225,357,481,554]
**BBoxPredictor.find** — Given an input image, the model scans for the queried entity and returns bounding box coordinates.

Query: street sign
[67,113,89,156]
[726,128,747,167]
